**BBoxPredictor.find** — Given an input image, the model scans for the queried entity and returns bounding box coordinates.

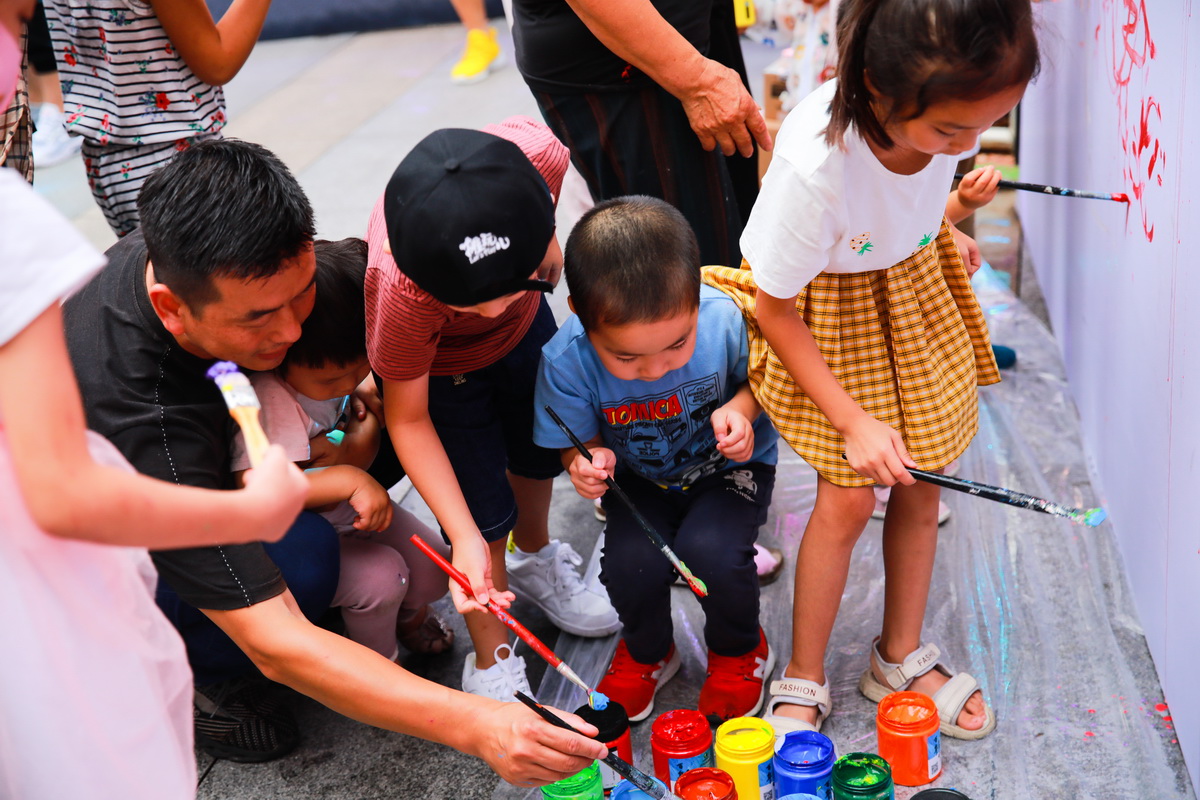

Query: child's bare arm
[755,288,916,486]
[0,306,307,547]
[149,0,272,86]
[382,374,511,613]
[337,404,382,469]
[234,462,393,532]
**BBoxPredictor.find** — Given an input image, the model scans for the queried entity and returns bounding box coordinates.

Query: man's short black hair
[284,238,369,370]
[137,138,316,309]
[564,196,700,332]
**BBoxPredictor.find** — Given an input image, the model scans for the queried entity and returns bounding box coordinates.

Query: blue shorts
[427,298,563,542]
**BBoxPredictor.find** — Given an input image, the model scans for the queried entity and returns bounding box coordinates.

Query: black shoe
[193,677,299,762]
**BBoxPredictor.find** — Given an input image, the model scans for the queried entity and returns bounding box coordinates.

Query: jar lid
[573,700,630,743]
[911,790,974,800]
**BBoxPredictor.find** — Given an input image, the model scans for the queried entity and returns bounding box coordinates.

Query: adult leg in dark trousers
[709,0,760,226]
[156,511,340,761]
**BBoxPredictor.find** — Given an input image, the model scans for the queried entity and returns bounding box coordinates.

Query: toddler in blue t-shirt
[533,196,779,725]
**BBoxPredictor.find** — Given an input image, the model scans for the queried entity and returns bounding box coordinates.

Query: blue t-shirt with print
[534,285,777,486]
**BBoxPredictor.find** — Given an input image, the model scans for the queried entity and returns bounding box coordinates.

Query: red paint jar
[875,691,942,787]
[650,709,715,790]
[676,767,739,800]
[575,701,635,795]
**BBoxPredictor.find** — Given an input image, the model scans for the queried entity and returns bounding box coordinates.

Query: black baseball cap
[383,128,556,307]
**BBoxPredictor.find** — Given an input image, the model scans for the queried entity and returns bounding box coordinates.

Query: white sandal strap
[767,678,831,717]
[932,672,980,725]
[873,639,941,690]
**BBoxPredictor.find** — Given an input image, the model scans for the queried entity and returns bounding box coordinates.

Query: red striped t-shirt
[365,116,569,381]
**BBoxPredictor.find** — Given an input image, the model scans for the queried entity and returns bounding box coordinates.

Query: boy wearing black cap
[365,116,619,701]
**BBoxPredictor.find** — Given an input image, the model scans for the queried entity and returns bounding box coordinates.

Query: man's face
[167,246,317,371]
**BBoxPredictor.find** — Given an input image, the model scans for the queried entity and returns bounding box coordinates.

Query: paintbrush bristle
[206,362,261,411]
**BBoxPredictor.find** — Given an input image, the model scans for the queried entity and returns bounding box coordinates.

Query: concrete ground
[34,21,1193,800]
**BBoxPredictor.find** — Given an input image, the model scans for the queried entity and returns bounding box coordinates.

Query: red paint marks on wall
[1100,0,1164,242]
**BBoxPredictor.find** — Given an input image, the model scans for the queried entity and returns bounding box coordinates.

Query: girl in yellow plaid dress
[703,0,1039,741]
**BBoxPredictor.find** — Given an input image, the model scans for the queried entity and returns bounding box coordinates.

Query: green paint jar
[830,753,894,800]
[542,761,604,799]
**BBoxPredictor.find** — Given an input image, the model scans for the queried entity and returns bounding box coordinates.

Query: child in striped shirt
[44,0,271,235]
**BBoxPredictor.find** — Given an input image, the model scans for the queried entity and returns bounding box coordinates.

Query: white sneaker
[31,104,82,168]
[506,540,620,637]
[461,643,531,702]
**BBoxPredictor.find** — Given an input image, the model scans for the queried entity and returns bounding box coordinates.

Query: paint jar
[610,777,669,799]
[773,730,835,799]
[575,700,635,794]
[676,767,739,800]
[910,790,973,800]
[714,717,776,800]
[875,691,941,786]
[778,795,824,800]
[542,761,604,800]
[650,709,715,789]
[830,753,893,800]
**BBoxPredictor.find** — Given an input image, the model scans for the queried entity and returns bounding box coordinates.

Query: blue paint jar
[779,795,824,800]
[610,777,670,799]
[773,730,835,800]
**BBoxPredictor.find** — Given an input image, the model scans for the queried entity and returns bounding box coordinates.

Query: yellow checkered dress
[703,220,1000,487]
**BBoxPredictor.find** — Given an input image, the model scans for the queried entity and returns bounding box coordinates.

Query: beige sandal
[762,672,831,741]
[858,637,996,740]
[396,604,455,655]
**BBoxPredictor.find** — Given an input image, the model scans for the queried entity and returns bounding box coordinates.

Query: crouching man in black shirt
[63,139,605,780]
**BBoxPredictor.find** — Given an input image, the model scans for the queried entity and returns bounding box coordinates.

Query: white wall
[1020,0,1199,790]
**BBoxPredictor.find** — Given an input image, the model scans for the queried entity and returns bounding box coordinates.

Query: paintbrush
[407,533,608,708]
[514,691,682,800]
[543,405,709,598]
[845,453,1107,527]
[954,173,1128,203]
[907,467,1107,526]
[206,361,270,467]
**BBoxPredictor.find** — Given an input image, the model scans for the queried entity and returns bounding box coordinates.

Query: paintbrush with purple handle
[514,691,682,800]
[544,405,709,598]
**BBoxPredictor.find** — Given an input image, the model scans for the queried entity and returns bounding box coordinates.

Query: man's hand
[679,59,773,157]
[566,447,616,500]
[712,406,755,463]
[476,702,608,787]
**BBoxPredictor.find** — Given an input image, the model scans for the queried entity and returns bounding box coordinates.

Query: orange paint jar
[875,691,942,787]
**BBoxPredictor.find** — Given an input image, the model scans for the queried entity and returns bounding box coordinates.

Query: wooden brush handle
[230,406,270,467]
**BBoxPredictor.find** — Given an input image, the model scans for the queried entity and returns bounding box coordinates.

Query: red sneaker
[699,629,775,724]
[596,640,681,722]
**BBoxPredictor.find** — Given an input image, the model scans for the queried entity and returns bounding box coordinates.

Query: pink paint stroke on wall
[1097,0,1165,241]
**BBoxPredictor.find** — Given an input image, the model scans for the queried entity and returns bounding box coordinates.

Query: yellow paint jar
[714,717,776,800]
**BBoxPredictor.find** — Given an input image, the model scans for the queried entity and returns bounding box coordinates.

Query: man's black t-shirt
[63,229,287,610]
[512,0,712,93]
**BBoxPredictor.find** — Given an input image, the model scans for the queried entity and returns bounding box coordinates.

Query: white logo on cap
[459,232,511,264]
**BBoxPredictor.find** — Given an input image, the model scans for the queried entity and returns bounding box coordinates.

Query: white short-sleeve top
[741,80,957,299]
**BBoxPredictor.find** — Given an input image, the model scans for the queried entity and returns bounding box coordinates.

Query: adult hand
[950,224,982,277]
[476,702,608,787]
[841,414,916,486]
[712,406,755,462]
[679,58,773,157]
[566,447,615,500]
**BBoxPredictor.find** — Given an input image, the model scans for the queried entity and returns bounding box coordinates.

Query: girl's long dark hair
[826,0,1041,150]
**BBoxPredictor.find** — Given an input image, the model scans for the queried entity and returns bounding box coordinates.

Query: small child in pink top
[229,238,454,660]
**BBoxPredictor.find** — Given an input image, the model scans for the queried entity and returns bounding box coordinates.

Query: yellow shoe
[451,27,503,85]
